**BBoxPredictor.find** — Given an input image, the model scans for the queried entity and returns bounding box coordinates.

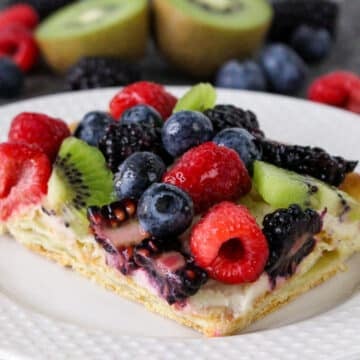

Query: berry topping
[163,142,251,213]
[120,105,163,128]
[114,152,166,201]
[290,25,333,63]
[308,71,360,110]
[0,58,24,98]
[215,60,267,91]
[134,238,208,304]
[161,111,214,157]
[269,0,339,42]
[137,183,194,238]
[0,24,38,72]
[204,104,264,137]
[9,112,71,162]
[0,142,51,220]
[263,205,322,282]
[109,81,177,120]
[66,57,141,91]
[259,44,307,95]
[347,85,360,114]
[257,138,358,187]
[190,202,269,284]
[88,199,143,275]
[99,122,169,173]
[74,111,115,147]
[213,128,262,171]
[0,4,39,31]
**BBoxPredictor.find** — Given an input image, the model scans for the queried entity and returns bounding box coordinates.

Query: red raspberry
[0,26,38,72]
[308,71,360,108]
[0,4,39,31]
[109,81,177,120]
[346,84,360,114]
[8,112,71,162]
[0,142,51,220]
[190,202,269,284]
[163,142,251,213]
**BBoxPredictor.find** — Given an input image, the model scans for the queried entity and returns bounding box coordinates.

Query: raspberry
[0,26,38,72]
[0,142,51,220]
[8,112,71,162]
[109,81,177,120]
[0,4,39,31]
[346,84,360,114]
[163,142,251,213]
[190,202,269,284]
[308,71,360,108]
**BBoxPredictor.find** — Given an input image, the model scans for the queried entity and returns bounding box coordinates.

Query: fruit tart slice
[1,83,360,337]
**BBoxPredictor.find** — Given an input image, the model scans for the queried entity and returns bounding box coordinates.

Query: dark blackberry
[88,199,139,275]
[66,57,141,91]
[269,0,339,42]
[6,0,75,18]
[263,204,322,284]
[204,105,264,137]
[99,123,169,173]
[257,139,358,187]
[134,238,208,304]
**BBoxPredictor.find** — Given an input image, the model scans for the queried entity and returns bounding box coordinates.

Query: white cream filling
[2,204,360,318]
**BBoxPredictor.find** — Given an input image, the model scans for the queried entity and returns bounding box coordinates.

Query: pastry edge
[21,239,346,337]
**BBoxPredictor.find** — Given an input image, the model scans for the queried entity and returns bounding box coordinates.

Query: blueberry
[120,105,163,128]
[114,152,166,201]
[291,25,333,63]
[215,60,267,91]
[162,111,213,157]
[137,183,194,238]
[74,111,115,146]
[259,44,307,95]
[213,128,262,170]
[0,58,24,98]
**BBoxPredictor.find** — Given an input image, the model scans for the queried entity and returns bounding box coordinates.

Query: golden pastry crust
[22,237,346,337]
[340,172,360,202]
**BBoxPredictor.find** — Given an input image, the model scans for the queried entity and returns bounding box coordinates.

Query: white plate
[0,88,359,360]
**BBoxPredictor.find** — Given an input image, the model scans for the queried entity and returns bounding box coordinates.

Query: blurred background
[0,0,358,112]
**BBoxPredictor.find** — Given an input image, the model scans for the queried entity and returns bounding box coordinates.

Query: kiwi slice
[36,0,149,73]
[153,0,272,77]
[46,137,115,235]
[174,83,217,113]
[253,161,360,221]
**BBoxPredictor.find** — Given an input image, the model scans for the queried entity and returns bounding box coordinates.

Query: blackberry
[257,139,358,187]
[263,204,322,283]
[99,123,169,173]
[66,57,141,91]
[204,105,264,137]
[88,199,139,275]
[269,0,339,42]
[134,238,208,304]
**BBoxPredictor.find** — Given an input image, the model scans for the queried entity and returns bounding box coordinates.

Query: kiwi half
[153,0,272,77]
[46,137,115,235]
[253,161,360,221]
[36,0,149,73]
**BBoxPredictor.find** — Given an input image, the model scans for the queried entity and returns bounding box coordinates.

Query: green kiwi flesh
[174,83,217,113]
[153,0,272,77]
[253,161,360,221]
[47,137,115,234]
[36,0,148,73]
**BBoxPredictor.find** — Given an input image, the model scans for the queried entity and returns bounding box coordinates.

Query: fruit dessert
[0,82,359,337]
